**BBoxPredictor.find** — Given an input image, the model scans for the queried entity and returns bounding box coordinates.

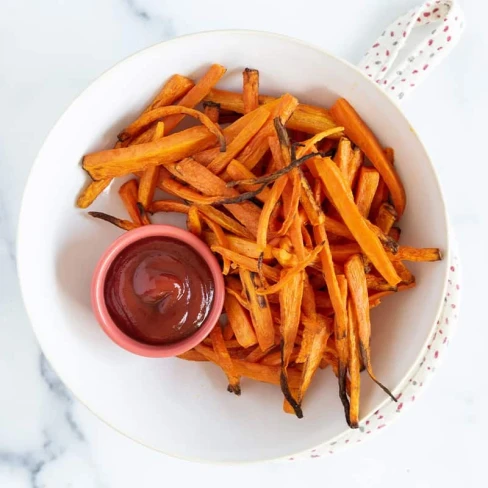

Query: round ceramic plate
[18,31,451,463]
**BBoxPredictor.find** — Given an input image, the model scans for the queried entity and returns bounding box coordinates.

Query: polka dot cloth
[286,250,461,461]
[358,0,465,99]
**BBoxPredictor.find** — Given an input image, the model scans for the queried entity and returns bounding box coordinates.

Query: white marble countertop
[0,0,485,486]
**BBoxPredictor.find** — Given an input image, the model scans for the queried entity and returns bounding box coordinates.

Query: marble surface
[0,0,485,486]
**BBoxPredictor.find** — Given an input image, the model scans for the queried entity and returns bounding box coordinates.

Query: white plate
[17,31,450,463]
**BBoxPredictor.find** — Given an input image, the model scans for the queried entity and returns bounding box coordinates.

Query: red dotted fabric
[358,0,465,99]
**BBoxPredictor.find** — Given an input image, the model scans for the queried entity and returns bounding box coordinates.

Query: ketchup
[104,236,215,345]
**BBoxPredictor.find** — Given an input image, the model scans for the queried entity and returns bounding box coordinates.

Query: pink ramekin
[91,225,225,357]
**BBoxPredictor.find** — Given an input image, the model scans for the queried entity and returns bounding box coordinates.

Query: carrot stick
[117,106,225,146]
[238,94,298,170]
[144,74,195,112]
[204,88,339,135]
[344,254,396,401]
[347,297,360,428]
[239,269,275,352]
[211,246,281,282]
[334,137,353,178]
[210,323,241,395]
[256,175,288,251]
[370,147,394,219]
[163,64,226,133]
[331,99,406,216]
[138,121,165,209]
[355,167,380,218]
[200,214,230,274]
[166,158,263,237]
[243,68,259,113]
[196,205,253,239]
[206,107,269,174]
[225,276,258,348]
[279,270,304,417]
[119,179,150,225]
[148,200,189,214]
[309,156,401,286]
[77,179,111,208]
[203,101,220,123]
[225,159,271,203]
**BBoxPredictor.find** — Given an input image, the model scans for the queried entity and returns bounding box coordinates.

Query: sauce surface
[104,236,215,344]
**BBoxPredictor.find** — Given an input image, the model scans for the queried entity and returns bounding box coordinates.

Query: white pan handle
[358,0,465,100]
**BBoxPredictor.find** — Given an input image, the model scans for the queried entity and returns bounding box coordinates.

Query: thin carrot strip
[243,68,259,113]
[344,254,396,401]
[309,156,401,286]
[331,99,406,216]
[163,64,227,133]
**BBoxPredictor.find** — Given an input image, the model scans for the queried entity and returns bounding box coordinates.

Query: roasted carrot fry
[159,176,225,205]
[177,350,209,362]
[225,287,250,310]
[144,74,195,113]
[119,179,150,225]
[299,168,325,226]
[83,126,218,180]
[203,101,220,123]
[370,147,394,219]
[88,211,138,231]
[167,158,263,237]
[296,277,319,363]
[225,159,271,203]
[335,274,350,424]
[238,94,298,170]
[187,206,202,237]
[194,344,302,387]
[207,107,269,174]
[211,246,281,282]
[138,122,165,209]
[118,74,195,146]
[347,298,360,428]
[346,147,364,189]
[239,269,275,352]
[243,68,259,113]
[163,64,226,133]
[392,261,415,285]
[148,199,189,214]
[355,167,380,218]
[334,137,353,178]
[118,106,225,149]
[393,246,442,262]
[203,231,273,260]
[280,270,304,417]
[298,325,329,405]
[366,274,397,292]
[200,214,230,274]
[344,254,396,401]
[309,156,401,286]
[245,345,276,363]
[204,89,338,135]
[192,102,278,165]
[256,175,288,251]
[375,202,398,234]
[77,179,111,208]
[210,323,241,395]
[225,276,258,348]
[256,242,325,295]
[196,205,253,239]
[331,99,406,216]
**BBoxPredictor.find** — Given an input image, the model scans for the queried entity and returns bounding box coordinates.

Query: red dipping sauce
[104,236,215,345]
